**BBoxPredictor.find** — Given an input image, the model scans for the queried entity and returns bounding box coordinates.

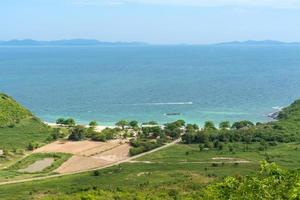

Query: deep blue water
[1,45,300,125]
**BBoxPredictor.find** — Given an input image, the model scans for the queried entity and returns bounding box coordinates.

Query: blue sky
[1,0,300,44]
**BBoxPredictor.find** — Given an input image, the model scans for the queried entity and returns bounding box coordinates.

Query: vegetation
[0,153,71,183]
[91,128,119,142]
[0,93,33,128]
[0,142,300,199]
[181,100,300,146]
[203,161,300,200]
[115,120,129,130]
[40,161,300,200]
[68,125,86,141]
[129,120,185,156]
[0,94,51,151]
[56,118,76,126]
[8,153,71,174]
[89,120,98,127]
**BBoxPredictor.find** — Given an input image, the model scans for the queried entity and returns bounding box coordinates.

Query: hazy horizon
[1,0,300,44]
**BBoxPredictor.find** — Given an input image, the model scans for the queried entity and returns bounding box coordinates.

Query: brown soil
[34,140,130,174]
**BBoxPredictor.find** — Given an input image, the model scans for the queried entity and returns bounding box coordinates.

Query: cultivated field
[34,139,130,173]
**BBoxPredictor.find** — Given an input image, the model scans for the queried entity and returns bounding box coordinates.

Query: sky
[0,0,300,44]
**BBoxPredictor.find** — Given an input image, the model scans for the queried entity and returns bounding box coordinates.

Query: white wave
[131,102,193,106]
[272,106,283,110]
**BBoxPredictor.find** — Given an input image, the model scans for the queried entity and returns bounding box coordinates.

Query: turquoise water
[1,45,300,125]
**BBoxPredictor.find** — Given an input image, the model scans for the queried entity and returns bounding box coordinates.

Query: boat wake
[130,102,193,106]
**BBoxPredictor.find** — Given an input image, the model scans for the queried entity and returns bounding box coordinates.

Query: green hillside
[0,93,51,150]
[0,93,33,128]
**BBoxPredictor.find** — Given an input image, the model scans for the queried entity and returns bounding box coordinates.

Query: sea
[1,45,300,126]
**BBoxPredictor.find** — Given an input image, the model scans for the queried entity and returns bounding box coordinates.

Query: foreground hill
[0,93,51,150]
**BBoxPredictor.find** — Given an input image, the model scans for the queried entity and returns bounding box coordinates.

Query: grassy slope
[0,93,51,150]
[0,153,71,183]
[275,99,300,135]
[0,93,32,127]
[0,142,299,200]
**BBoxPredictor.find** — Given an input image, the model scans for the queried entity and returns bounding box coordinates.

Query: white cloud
[71,0,300,8]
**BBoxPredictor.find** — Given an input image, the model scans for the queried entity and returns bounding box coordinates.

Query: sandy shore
[44,122,115,132]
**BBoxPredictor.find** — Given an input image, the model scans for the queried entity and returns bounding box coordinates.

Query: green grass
[138,143,300,169]
[0,142,299,200]
[0,118,51,150]
[0,93,52,151]
[0,153,71,183]
[0,93,32,127]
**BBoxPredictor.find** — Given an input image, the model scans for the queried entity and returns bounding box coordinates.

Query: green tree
[204,121,217,130]
[89,120,98,127]
[64,118,76,126]
[68,125,86,141]
[129,120,138,128]
[115,120,129,130]
[219,121,230,130]
[56,118,65,125]
[231,120,254,129]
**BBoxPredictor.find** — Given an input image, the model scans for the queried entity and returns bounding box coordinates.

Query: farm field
[0,142,299,200]
[0,139,131,184]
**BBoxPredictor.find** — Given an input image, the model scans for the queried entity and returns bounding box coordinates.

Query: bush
[68,125,86,141]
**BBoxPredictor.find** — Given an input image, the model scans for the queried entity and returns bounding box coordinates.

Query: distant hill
[0,39,148,46]
[0,93,51,150]
[215,40,300,46]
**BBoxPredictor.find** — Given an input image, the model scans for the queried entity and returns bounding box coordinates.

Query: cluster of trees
[56,118,76,126]
[67,120,122,142]
[90,128,119,142]
[115,120,139,130]
[129,139,163,156]
[182,119,297,151]
[129,120,185,156]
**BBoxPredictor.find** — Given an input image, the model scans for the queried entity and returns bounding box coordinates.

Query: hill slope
[0,93,33,128]
[0,93,51,150]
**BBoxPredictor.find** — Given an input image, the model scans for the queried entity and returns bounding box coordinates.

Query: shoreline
[44,122,115,132]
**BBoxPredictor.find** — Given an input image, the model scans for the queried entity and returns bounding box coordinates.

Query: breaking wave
[130,102,193,106]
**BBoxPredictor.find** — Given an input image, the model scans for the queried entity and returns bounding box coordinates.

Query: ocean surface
[1,45,300,126]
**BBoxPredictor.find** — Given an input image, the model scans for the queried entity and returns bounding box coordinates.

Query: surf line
[129,102,193,106]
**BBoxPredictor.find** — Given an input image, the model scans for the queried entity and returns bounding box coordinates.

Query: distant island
[2,39,300,46]
[0,39,148,46]
[215,40,300,46]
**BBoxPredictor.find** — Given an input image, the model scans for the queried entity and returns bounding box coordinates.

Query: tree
[129,120,138,128]
[219,121,230,130]
[174,119,185,127]
[204,121,217,130]
[199,144,204,151]
[56,118,65,125]
[231,120,254,130]
[115,120,129,130]
[89,120,98,127]
[68,125,86,141]
[64,118,76,126]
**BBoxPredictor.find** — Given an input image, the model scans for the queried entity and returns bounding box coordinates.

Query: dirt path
[128,160,251,164]
[0,138,181,186]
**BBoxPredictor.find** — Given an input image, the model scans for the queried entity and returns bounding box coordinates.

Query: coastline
[44,122,115,132]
